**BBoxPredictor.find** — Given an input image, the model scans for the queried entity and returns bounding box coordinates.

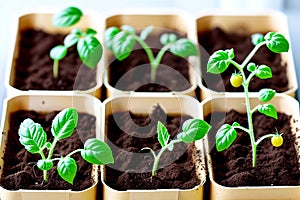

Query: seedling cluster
[18,108,114,184]
[142,119,210,176]
[105,25,198,82]
[50,7,103,78]
[207,32,289,167]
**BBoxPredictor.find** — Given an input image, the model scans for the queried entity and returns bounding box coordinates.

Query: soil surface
[108,29,192,92]
[105,105,202,190]
[0,110,96,191]
[198,27,289,92]
[14,29,97,91]
[206,109,300,187]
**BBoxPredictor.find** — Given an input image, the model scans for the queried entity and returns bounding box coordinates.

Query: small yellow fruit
[230,73,243,88]
[271,135,283,147]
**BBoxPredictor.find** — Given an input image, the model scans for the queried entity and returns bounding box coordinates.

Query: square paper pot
[0,94,102,200]
[5,9,105,98]
[201,94,300,200]
[101,94,206,200]
[196,11,298,100]
[103,9,199,97]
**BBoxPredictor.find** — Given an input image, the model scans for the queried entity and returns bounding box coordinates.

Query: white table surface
[0,0,299,123]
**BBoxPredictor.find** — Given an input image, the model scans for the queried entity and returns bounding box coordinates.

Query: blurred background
[0,0,299,121]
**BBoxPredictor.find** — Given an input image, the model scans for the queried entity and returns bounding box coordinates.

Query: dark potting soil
[206,109,300,187]
[13,29,97,91]
[198,27,289,92]
[105,105,202,190]
[108,30,192,92]
[0,110,96,191]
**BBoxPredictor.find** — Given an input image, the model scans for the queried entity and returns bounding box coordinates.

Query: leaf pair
[157,119,211,149]
[104,25,198,61]
[57,138,114,184]
[18,108,78,153]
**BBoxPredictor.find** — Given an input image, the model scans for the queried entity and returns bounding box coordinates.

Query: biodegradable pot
[201,94,300,200]
[103,10,199,97]
[196,11,298,100]
[5,9,105,98]
[101,94,206,200]
[0,94,102,200]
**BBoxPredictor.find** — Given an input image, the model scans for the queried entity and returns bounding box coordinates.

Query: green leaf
[160,33,178,45]
[257,104,278,119]
[259,89,276,102]
[37,160,54,171]
[57,157,77,184]
[251,33,265,46]
[140,26,153,41]
[216,124,237,152]
[71,28,82,35]
[255,65,272,79]
[177,119,211,143]
[81,138,114,164]
[85,28,97,36]
[121,25,136,34]
[104,27,120,51]
[112,31,135,61]
[64,33,79,48]
[50,45,68,61]
[170,38,198,58]
[18,119,47,154]
[207,49,234,74]
[264,32,289,53]
[52,7,83,27]
[51,108,78,140]
[232,122,240,127]
[77,36,103,69]
[160,34,169,45]
[247,63,256,72]
[157,121,170,147]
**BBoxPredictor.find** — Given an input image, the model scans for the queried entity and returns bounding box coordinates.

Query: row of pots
[4,8,298,99]
[0,93,299,200]
[0,6,299,200]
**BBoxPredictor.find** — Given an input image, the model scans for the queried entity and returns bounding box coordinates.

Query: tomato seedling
[104,26,198,82]
[207,32,289,167]
[50,7,103,78]
[142,119,210,176]
[18,108,114,184]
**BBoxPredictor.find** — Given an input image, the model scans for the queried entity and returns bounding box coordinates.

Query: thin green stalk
[65,149,83,158]
[241,41,266,68]
[233,126,250,134]
[151,139,181,176]
[231,42,266,167]
[132,35,171,82]
[39,152,48,181]
[150,45,171,82]
[53,60,59,78]
[132,35,155,63]
[47,138,59,161]
[255,134,275,146]
[243,81,257,167]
